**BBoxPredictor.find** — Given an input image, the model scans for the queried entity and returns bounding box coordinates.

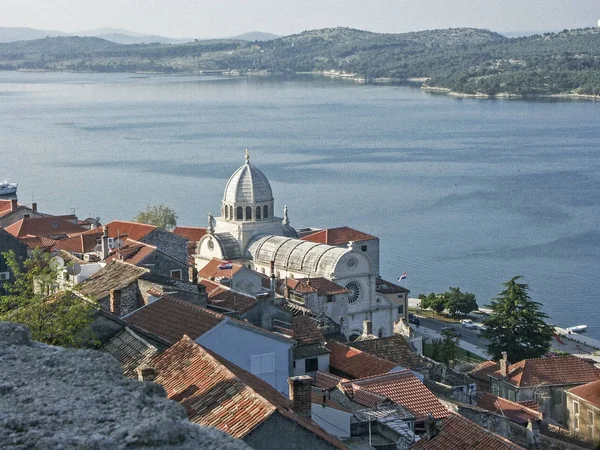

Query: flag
[398,272,407,281]
[218,261,233,270]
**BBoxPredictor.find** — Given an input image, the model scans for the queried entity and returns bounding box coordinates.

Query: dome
[223,152,273,204]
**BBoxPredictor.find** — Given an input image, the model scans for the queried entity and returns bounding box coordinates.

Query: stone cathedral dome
[223,150,273,205]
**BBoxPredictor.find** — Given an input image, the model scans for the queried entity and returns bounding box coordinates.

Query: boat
[566,325,587,334]
[0,181,18,196]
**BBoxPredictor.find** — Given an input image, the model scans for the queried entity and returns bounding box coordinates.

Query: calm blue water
[1,72,599,338]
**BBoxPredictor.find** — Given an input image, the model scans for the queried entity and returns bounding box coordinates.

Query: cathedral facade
[194,152,395,338]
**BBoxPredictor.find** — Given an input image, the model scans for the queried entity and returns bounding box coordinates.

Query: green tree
[133,204,178,230]
[481,276,554,362]
[444,287,478,318]
[419,292,446,315]
[440,328,459,366]
[0,250,97,347]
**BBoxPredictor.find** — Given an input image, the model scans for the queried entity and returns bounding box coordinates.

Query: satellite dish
[49,256,65,271]
[66,263,82,276]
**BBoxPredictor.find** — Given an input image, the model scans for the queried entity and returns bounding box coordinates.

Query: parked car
[408,313,420,325]
[460,319,478,330]
[440,327,461,337]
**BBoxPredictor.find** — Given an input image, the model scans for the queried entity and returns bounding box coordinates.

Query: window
[229,205,233,219]
[573,400,580,431]
[263,205,269,219]
[236,206,243,220]
[170,269,182,280]
[256,205,261,220]
[588,410,594,438]
[573,400,580,415]
[507,389,516,402]
[305,357,318,373]
[250,353,275,375]
[224,206,228,219]
[345,281,362,303]
[246,206,252,220]
[361,245,367,252]
[492,383,500,396]
[398,305,404,315]
[552,389,563,405]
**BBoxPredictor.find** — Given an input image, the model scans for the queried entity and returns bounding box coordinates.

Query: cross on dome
[245,149,250,164]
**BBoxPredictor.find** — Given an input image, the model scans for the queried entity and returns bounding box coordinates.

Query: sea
[1,72,599,338]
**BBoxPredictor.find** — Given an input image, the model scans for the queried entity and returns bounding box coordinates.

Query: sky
[2,0,599,38]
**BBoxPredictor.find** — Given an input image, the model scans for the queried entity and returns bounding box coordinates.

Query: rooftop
[567,379,600,409]
[490,355,600,388]
[103,220,157,240]
[287,277,349,296]
[326,340,396,379]
[342,370,449,422]
[105,239,157,266]
[78,260,149,301]
[200,279,257,314]
[4,216,87,238]
[314,371,346,390]
[101,327,159,378]
[198,258,244,279]
[292,315,325,345]
[124,295,224,344]
[476,392,542,425]
[173,226,207,242]
[349,334,423,370]
[411,412,524,450]
[375,277,410,294]
[51,230,102,254]
[301,227,378,245]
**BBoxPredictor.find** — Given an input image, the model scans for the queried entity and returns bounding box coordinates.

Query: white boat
[0,181,18,196]
[566,325,587,334]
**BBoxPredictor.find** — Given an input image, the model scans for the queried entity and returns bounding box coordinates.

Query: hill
[229,31,279,41]
[0,26,599,97]
[0,26,67,42]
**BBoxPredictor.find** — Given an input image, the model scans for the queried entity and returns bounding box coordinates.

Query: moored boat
[0,181,18,196]
[566,325,587,334]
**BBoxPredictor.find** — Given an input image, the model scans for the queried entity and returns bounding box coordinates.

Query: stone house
[199,257,264,295]
[566,379,600,442]
[149,336,347,449]
[375,276,410,323]
[288,316,330,377]
[0,199,46,228]
[485,354,600,425]
[283,277,350,322]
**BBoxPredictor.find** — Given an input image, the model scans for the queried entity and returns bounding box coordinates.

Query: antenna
[67,263,82,276]
[49,256,65,271]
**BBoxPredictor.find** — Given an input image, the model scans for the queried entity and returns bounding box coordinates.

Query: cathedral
[194,151,397,338]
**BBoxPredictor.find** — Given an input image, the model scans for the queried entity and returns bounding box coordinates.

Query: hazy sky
[3,0,599,37]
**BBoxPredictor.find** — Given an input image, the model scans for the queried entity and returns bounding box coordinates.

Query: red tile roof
[343,370,449,422]
[476,392,541,424]
[567,379,600,409]
[173,226,207,242]
[105,239,157,266]
[411,412,525,450]
[51,230,102,253]
[326,340,396,379]
[198,258,244,279]
[200,279,257,314]
[349,335,423,370]
[314,371,346,390]
[287,277,349,296]
[152,336,347,448]
[293,316,324,345]
[490,355,600,388]
[19,236,57,250]
[301,227,377,245]
[104,220,157,240]
[0,199,19,217]
[4,216,87,238]
[470,361,500,382]
[124,295,224,344]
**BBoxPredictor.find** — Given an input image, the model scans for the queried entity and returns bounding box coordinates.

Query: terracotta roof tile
[412,412,525,450]
[124,295,224,344]
[78,260,149,302]
[51,231,102,253]
[314,371,346,390]
[301,227,378,245]
[173,226,207,242]
[476,392,541,424]
[198,258,244,279]
[349,335,423,370]
[470,361,500,381]
[4,216,87,238]
[104,220,157,240]
[287,277,349,296]
[567,379,600,409]
[292,316,324,345]
[152,336,347,448]
[343,370,449,422]
[199,279,257,314]
[18,236,57,249]
[490,355,600,387]
[326,340,396,379]
[105,239,157,266]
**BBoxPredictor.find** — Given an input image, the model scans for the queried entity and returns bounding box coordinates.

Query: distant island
[1,26,599,98]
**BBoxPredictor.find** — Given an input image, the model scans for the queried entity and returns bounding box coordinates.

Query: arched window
[246,206,252,220]
[229,205,233,220]
[224,206,228,219]
[236,206,243,220]
[256,206,261,220]
[263,205,269,219]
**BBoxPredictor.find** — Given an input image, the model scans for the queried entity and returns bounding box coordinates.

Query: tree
[133,204,178,230]
[444,287,478,318]
[440,328,459,366]
[419,293,446,315]
[480,276,554,362]
[0,250,97,347]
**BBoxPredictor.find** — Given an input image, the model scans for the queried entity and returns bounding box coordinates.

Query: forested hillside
[1,27,600,97]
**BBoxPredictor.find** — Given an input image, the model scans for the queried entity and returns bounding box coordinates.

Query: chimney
[109,289,121,316]
[363,320,372,336]
[425,413,437,439]
[189,266,198,284]
[101,226,110,260]
[10,199,17,212]
[288,375,312,420]
[137,365,157,382]
[500,351,509,378]
[32,202,37,212]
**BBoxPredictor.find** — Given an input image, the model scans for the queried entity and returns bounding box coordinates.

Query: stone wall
[0,321,248,450]
[143,229,188,265]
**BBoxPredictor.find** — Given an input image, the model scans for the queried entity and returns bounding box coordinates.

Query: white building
[194,151,395,338]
